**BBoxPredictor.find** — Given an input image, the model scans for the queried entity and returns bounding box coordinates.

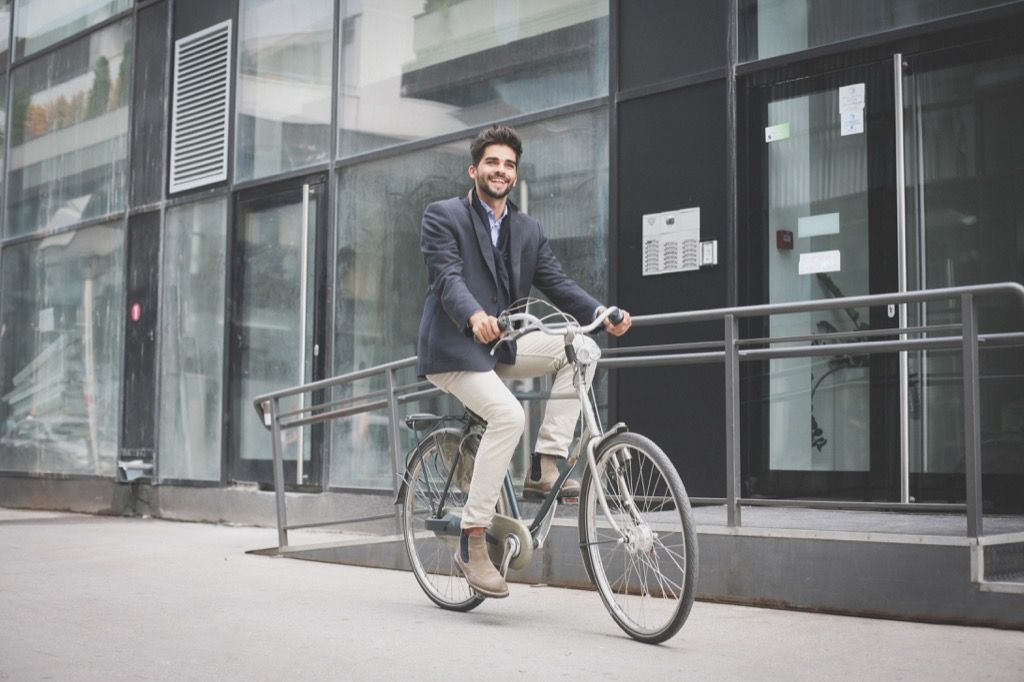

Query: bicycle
[398,304,698,644]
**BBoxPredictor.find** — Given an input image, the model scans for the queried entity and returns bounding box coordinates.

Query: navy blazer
[417,194,601,377]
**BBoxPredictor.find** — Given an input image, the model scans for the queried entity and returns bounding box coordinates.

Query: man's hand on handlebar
[598,306,632,337]
[469,310,504,343]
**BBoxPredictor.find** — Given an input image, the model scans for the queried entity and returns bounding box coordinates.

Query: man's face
[469,144,518,201]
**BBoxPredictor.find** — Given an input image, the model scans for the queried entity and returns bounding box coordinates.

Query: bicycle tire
[401,427,510,611]
[578,432,698,643]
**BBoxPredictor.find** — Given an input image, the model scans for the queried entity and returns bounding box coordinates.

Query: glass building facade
[0,0,1021,520]
[0,0,611,492]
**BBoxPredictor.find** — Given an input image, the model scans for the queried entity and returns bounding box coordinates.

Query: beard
[476,173,514,200]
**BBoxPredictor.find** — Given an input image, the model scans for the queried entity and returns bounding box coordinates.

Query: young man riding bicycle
[417,125,631,598]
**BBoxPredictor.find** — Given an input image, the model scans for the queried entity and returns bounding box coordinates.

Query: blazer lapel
[463,193,497,283]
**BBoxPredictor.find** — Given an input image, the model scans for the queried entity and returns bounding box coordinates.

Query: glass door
[742,61,901,501]
[903,38,1024,512]
[228,175,328,488]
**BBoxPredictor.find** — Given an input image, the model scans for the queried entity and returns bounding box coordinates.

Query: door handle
[893,54,910,504]
[297,183,311,484]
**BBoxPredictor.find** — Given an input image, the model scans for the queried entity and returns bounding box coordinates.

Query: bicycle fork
[575,358,634,538]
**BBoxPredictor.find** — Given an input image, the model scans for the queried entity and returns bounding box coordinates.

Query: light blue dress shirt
[479,200,508,247]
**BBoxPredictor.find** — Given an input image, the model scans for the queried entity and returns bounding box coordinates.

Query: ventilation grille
[169,20,232,193]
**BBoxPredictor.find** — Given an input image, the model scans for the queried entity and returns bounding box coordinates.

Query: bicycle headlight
[574,339,602,365]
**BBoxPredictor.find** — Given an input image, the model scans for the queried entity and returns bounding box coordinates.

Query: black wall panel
[614,81,729,497]
[121,211,161,460]
[618,0,729,91]
[173,0,234,40]
[130,1,170,208]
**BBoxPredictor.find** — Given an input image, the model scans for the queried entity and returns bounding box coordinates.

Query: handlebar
[496,306,624,339]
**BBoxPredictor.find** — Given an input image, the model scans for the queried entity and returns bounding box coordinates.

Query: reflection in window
[6,19,132,238]
[0,0,11,63]
[765,91,871,472]
[740,0,1012,61]
[0,72,7,204]
[330,109,608,488]
[0,223,124,475]
[158,199,227,481]
[235,0,333,181]
[337,0,609,158]
[14,0,130,58]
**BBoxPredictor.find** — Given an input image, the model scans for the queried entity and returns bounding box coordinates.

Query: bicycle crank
[485,513,534,571]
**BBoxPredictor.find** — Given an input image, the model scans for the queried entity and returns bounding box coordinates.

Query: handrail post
[384,368,404,503]
[724,314,742,527]
[269,397,289,549]
[961,293,983,539]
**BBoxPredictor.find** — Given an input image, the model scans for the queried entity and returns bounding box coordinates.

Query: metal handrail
[255,282,1024,549]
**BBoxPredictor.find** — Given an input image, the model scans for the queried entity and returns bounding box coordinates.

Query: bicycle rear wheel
[401,427,508,611]
[578,432,698,643]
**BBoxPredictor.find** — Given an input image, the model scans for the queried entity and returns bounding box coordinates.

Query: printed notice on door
[839,83,865,136]
[799,250,842,275]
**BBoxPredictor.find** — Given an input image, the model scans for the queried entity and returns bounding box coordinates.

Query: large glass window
[158,199,227,481]
[330,109,608,488]
[905,50,1024,484]
[740,0,1012,62]
[0,0,12,63]
[336,0,609,158]
[234,0,333,181]
[6,19,132,237]
[0,72,8,210]
[14,0,131,59]
[0,222,124,475]
[764,86,873,473]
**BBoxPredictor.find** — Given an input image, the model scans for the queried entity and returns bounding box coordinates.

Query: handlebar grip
[497,314,509,332]
[608,308,624,325]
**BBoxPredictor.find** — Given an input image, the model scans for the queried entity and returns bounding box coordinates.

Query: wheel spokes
[588,442,690,635]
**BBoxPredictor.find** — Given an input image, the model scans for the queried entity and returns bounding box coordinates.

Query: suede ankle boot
[523,453,580,500]
[455,531,509,598]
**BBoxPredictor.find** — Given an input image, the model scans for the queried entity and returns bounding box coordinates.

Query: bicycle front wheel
[578,432,698,643]
[401,428,509,612]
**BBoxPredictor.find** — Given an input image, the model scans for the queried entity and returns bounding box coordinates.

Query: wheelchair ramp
[262,505,1024,628]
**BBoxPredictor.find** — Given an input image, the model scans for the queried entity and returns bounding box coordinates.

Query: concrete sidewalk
[2,508,1022,681]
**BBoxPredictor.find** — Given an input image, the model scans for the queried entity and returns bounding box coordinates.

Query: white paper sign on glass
[839,83,865,136]
[798,250,842,275]
[765,122,791,142]
[839,83,865,111]
[798,212,841,238]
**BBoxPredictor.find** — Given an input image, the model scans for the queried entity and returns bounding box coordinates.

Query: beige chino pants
[426,331,599,529]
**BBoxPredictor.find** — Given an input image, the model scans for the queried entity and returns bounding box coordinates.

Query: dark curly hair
[470,125,523,166]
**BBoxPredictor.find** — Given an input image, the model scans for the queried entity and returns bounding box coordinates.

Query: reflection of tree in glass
[10,87,31,145]
[112,41,132,108]
[810,273,870,453]
[87,56,111,117]
[423,0,468,12]
[10,43,131,145]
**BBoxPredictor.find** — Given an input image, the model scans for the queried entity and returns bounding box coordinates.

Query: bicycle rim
[402,428,509,611]
[579,432,698,643]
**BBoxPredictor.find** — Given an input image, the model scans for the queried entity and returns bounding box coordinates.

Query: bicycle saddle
[404,413,443,431]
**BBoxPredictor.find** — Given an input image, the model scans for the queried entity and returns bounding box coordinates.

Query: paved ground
[2,507,1022,681]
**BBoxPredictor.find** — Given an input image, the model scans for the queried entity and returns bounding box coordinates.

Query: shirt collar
[473,191,508,224]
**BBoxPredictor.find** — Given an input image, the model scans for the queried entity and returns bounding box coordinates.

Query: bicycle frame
[404,306,633,548]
